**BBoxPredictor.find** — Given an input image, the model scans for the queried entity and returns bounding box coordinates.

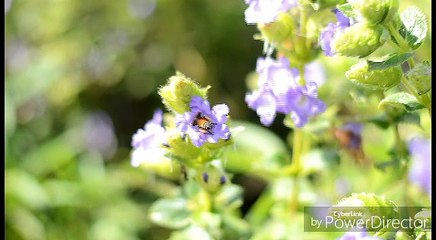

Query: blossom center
[192,112,216,135]
[297,94,309,108]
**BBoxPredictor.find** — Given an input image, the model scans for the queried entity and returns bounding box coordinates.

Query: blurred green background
[5,0,431,239]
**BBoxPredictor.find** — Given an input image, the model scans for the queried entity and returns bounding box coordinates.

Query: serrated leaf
[149,198,191,229]
[378,92,425,112]
[367,53,412,71]
[399,7,428,49]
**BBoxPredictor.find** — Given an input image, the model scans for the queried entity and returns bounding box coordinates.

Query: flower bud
[196,164,228,194]
[158,72,210,114]
[406,62,431,95]
[349,0,399,25]
[332,23,388,57]
[345,60,402,89]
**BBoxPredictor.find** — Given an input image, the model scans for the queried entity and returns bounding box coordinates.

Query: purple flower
[320,9,352,56]
[246,57,295,125]
[408,137,431,194]
[131,109,167,167]
[338,230,382,240]
[286,82,326,128]
[305,61,326,86]
[176,96,231,147]
[245,57,326,127]
[244,0,298,24]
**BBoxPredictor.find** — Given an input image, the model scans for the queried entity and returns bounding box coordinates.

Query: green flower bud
[332,23,388,57]
[345,60,402,90]
[196,163,228,194]
[406,62,431,95]
[258,12,294,43]
[158,72,210,114]
[349,0,399,25]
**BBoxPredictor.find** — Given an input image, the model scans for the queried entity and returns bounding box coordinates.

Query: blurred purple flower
[131,109,167,167]
[246,57,326,127]
[244,0,298,24]
[286,82,326,128]
[320,9,352,56]
[408,137,431,194]
[128,0,156,19]
[83,111,117,159]
[338,230,382,240]
[246,57,295,126]
[176,96,231,147]
[305,61,326,86]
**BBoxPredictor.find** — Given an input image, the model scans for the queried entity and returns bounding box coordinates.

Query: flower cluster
[245,57,326,127]
[319,9,352,56]
[176,96,231,147]
[131,109,167,167]
[244,0,298,24]
[130,74,233,170]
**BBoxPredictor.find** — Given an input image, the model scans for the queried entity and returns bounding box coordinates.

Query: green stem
[401,76,419,98]
[386,22,410,52]
[401,76,431,110]
[388,39,404,52]
[290,129,304,213]
[408,58,416,69]
[297,64,306,86]
[393,124,405,159]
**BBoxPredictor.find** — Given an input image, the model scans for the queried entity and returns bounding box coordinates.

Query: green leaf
[21,135,76,176]
[149,198,191,229]
[337,3,358,19]
[367,115,390,129]
[367,53,412,71]
[169,225,213,240]
[5,169,50,210]
[221,214,251,238]
[222,121,288,178]
[378,92,425,112]
[399,6,428,49]
[213,185,244,210]
[406,61,431,95]
[395,112,420,126]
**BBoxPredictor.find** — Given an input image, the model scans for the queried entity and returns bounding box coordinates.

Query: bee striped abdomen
[192,113,216,134]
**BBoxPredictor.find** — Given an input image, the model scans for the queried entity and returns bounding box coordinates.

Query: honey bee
[333,127,369,166]
[192,112,216,134]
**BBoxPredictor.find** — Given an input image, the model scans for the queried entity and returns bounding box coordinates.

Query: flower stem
[401,76,431,109]
[290,129,304,213]
[386,22,410,52]
[297,64,306,86]
[393,124,405,157]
